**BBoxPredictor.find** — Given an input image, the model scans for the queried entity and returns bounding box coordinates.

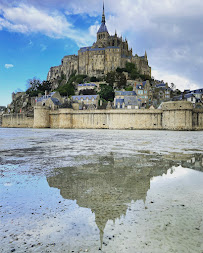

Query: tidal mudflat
[0,128,203,253]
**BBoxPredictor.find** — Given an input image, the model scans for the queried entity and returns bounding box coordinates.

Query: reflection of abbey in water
[46,154,175,244]
[47,153,202,246]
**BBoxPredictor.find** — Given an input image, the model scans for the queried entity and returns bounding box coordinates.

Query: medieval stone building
[47,4,151,82]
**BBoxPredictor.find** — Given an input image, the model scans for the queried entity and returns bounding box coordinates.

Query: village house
[114,90,141,109]
[134,80,153,105]
[154,83,172,100]
[77,83,97,94]
[71,95,100,109]
[35,91,63,110]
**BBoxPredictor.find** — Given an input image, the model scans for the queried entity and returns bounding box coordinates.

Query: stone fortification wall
[0,115,2,126]
[2,102,203,130]
[162,101,194,130]
[33,106,50,128]
[192,109,203,130]
[49,109,162,130]
[2,114,33,128]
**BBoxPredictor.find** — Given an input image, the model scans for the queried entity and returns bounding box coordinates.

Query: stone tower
[97,3,109,42]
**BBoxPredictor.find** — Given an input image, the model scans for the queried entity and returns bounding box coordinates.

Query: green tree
[116,72,127,89]
[125,86,133,91]
[57,82,75,96]
[90,76,99,82]
[105,72,115,86]
[116,67,124,73]
[26,77,41,91]
[131,68,139,79]
[26,78,52,96]
[125,62,136,73]
[99,84,115,102]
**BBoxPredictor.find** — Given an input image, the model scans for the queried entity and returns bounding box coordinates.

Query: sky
[0,0,203,106]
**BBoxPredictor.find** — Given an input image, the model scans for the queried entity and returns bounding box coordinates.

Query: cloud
[88,21,100,38]
[40,44,47,52]
[28,40,33,46]
[152,69,199,91]
[0,0,203,90]
[0,3,93,47]
[5,64,14,69]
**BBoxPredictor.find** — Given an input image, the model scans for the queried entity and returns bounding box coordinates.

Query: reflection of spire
[100,229,103,249]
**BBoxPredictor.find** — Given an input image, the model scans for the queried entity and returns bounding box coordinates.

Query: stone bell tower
[97,2,109,41]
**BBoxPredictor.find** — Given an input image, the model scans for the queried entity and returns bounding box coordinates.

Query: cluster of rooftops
[35,80,203,109]
[173,89,203,101]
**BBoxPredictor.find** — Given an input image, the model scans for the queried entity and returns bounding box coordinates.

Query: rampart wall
[48,109,162,130]
[2,113,34,128]
[2,102,203,131]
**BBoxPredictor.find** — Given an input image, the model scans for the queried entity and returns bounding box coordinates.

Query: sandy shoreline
[0,129,203,253]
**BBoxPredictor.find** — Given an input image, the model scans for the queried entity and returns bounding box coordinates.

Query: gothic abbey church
[47,4,151,81]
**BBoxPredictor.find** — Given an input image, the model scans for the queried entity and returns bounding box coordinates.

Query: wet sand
[0,128,203,253]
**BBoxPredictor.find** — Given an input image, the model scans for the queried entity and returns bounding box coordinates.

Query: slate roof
[173,94,197,101]
[172,96,182,101]
[79,46,119,53]
[115,91,136,96]
[135,81,149,89]
[155,83,167,88]
[72,95,98,100]
[80,47,91,53]
[78,83,96,87]
[189,88,203,94]
[36,92,56,103]
[124,96,140,106]
[184,93,196,99]
[97,23,109,33]
[51,98,61,105]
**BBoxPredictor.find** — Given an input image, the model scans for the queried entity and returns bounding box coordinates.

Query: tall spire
[102,1,105,24]
[145,50,147,59]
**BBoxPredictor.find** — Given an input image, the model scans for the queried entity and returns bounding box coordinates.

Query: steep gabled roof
[97,23,109,33]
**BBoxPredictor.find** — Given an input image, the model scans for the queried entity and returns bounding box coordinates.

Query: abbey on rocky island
[47,4,151,82]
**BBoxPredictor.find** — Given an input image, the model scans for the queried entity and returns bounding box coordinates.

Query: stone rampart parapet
[2,102,203,131]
